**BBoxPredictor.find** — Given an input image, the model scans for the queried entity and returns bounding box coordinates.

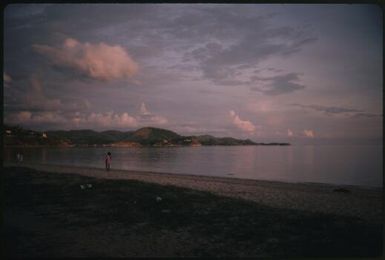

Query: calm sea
[3,145,383,187]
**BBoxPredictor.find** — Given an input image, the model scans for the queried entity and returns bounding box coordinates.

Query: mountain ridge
[3,125,290,147]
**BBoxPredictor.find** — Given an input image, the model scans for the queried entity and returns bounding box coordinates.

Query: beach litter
[156,196,162,202]
[80,184,93,190]
[267,238,279,244]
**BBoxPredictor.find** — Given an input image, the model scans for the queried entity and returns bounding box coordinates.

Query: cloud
[303,129,315,138]
[287,129,294,137]
[5,100,169,130]
[33,38,138,81]
[147,115,168,125]
[28,75,64,111]
[140,102,151,116]
[351,112,383,118]
[4,74,93,116]
[137,102,168,125]
[4,72,12,84]
[290,103,381,118]
[30,74,43,92]
[85,112,138,128]
[4,110,138,130]
[8,111,32,123]
[4,72,13,89]
[5,111,67,126]
[181,11,317,89]
[229,110,256,133]
[251,73,306,95]
[291,103,362,114]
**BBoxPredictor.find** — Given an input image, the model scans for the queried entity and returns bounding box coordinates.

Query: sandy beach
[4,162,383,224]
[3,163,383,257]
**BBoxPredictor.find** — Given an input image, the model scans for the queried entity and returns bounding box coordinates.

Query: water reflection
[42,148,47,162]
[286,146,293,174]
[3,145,383,187]
[232,146,256,177]
[303,145,314,166]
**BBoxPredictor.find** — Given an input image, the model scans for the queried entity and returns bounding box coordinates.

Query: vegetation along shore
[3,125,290,147]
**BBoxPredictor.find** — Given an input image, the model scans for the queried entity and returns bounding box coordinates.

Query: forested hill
[3,125,290,147]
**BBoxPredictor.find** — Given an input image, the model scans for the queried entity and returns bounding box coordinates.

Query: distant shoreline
[4,162,382,224]
[4,143,290,148]
[3,125,290,147]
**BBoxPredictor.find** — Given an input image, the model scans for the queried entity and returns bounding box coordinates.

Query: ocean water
[3,145,383,187]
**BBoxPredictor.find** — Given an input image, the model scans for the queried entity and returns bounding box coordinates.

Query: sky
[3,4,383,144]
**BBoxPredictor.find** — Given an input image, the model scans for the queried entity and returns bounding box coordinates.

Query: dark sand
[5,162,383,223]
[2,163,384,257]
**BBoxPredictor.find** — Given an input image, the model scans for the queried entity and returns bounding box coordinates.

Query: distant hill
[196,135,256,145]
[47,130,105,145]
[130,127,181,145]
[3,125,290,147]
[3,125,72,147]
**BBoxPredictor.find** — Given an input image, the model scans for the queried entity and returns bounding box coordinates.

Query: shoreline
[3,143,290,148]
[4,162,383,224]
[4,161,381,190]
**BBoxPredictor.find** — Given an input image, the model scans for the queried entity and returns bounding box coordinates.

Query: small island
[3,125,290,147]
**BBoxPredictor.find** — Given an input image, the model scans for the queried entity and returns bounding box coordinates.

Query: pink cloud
[140,102,151,115]
[24,75,63,111]
[33,38,138,81]
[229,110,256,133]
[137,102,168,125]
[5,110,138,130]
[32,112,67,124]
[74,107,168,129]
[12,111,32,122]
[4,72,12,84]
[287,129,294,137]
[5,111,67,125]
[303,129,315,138]
[149,115,168,125]
[5,104,168,130]
[85,112,138,128]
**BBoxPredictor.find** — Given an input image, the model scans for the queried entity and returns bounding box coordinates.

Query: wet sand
[4,162,383,224]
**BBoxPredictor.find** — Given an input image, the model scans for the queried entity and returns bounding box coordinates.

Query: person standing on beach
[16,153,23,163]
[105,152,112,171]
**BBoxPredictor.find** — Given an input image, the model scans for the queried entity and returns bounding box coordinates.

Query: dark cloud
[3,4,381,141]
[291,103,362,114]
[163,6,268,43]
[177,8,317,88]
[5,4,316,91]
[251,73,306,95]
[290,104,381,118]
[351,112,383,119]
